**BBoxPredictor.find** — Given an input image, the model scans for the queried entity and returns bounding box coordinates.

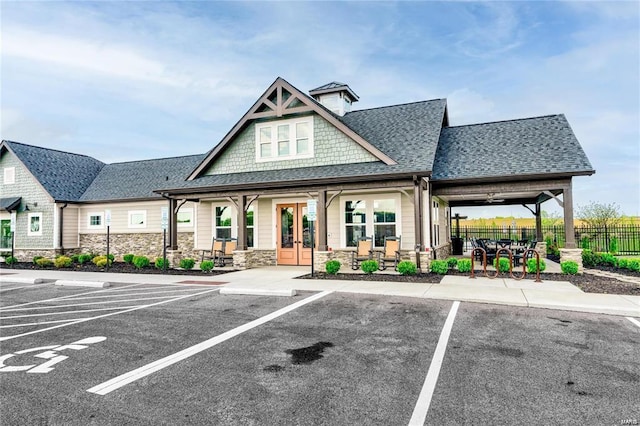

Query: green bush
[179,258,196,270]
[397,260,417,276]
[457,258,472,273]
[155,258,169,269]
[78,254,92,265]
[70,254,80,263]
[560,261,579,275]
[627,259,640,272]
[601,253,617,267]
[582,250,599,267]
[617,258,628,269]
[609,237,619,255]
[200,260,214,272]
[123,254,135,264]
[446,257,458,268]
[107,253,115,262]
[133,255,150,269]
[360,259,379,274]
[580,235,591,250]
[92,255,110,267]
[493,257,510,273]
[32,256,43,264]
[4,256,17,265]
[325,260,341,275]
[526,258,547,273]
[54,256,73,268]
[430,260,448,275]
[35,258,52,267]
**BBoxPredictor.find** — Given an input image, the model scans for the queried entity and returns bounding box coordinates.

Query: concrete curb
[0,276,49,284]
[54,280,111,288]
[220,287,296,297]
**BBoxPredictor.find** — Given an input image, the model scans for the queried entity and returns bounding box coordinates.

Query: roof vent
[309,82,359,116]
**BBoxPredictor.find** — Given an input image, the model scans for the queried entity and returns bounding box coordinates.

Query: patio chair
[201,238,225,263]
[514,241,537,266]
[216,238,237,267]
[351,236,373,270]
[378,236,401,271]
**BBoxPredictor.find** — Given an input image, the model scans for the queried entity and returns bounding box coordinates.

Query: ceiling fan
[486,192,505,204]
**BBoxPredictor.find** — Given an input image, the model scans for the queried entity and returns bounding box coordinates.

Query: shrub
[446,257,458,268]
[78,254,92,265]
[580,235,591,250]
[561,261,579,275]
[32,256,43,264]
[617,258,628,269]
[601,253,617,267]
[457,258,472,273]
[123,253,135,264]
[180,258,196,270]
[360,259,379,274]
[54,256,73,268]
[35,258,52,267]
[200,260,214,272]
[627,259,640,272]
[430,260,448,275]
[92,255,110,267]
[133,255,150,269]
[493,257,510,273]
[526,258,547,273]
[582,250,599,267]
[609,237,619,255]
[4,256,17,265]
[397,260,417,276]
[325,260,341,275]
[70,254,80,263]
[155,258,169,269]
[107,253,115,262]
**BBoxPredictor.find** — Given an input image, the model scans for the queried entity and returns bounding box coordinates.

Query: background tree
[576,201,623,228]
[541,210,563,227]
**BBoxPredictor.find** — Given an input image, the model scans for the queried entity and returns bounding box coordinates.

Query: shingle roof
[309,81,359,101]
[3,140,105,201]
[80,154,206,201]
[431,114,594,181]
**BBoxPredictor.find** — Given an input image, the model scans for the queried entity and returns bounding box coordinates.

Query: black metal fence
[456,224,640,255]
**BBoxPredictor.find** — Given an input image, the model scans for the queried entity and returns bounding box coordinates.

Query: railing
[456,224,640,255]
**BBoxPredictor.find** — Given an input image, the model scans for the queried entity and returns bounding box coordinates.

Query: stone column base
[166,250,182,268]
[535,241,548,258]
[560,248,584,273]
[313,251,333,273]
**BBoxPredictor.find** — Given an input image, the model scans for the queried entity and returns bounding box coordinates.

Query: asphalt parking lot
[1,280,638,425]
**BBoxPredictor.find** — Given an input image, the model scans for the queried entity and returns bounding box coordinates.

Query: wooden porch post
[563,181,576,249]
[535,203,543,243]
[414,178,424,268]
[317,190,328,251]
[237,195,247,250]
[169,198,178,250]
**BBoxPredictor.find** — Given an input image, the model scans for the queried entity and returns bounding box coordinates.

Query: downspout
[428,182,434,259]
[59,203,68,255]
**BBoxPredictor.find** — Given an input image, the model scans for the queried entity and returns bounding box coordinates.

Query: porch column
[317,190,327,251]
[413,178,424,269]
[169,198,178,250]
[535,202,543,242]
[237,195,247,251]
[563,181,576,249]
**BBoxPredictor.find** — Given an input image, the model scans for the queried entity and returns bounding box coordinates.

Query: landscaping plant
[78,254,92,265]
[179,258,196,270]
[526,258,546,273]
[430,260,448,275]
[360,259,379,274]
[133,255,150,269]
[560,260,579,275]
[54,256,73,268]
[123,254,135,264]
[155,258,169,269]
[35,258,52,267]
[397,260,417,276]
[32,256,43,264]
[200,260,214,272]
[493,257,511,273]
[4,256,17,265]
[456,258,472,273]
[92,255,110,267]
[446,257,458,268]
[325,260,341,275]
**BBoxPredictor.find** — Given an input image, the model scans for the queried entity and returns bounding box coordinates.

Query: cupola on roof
[309,81,359,116]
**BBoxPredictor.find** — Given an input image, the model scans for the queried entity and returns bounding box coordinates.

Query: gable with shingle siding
[203,114,379,176]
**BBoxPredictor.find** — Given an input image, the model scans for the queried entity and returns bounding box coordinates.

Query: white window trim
[27,212,43,236]
[128,210,147,229]
[255,116,314,162]
[87,212,104,229]
[211,203,256,247]
[177,208,194,228]
[3,167,15,185]
[339,194,402,248]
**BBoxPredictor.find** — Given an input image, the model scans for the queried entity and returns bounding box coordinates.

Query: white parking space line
[0,283,53,293]
[87,290,334,396]
[0,288,220,342]
[1,295,194,312]
[627,317,640,328]
[52,288,207,301]
[2,306,144,319]
[408,301,460,426]
[1,318,84,329]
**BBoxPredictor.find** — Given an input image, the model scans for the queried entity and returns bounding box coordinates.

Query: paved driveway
[1,281,638,425]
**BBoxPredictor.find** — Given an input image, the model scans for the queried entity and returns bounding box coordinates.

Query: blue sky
[1,1,638,218]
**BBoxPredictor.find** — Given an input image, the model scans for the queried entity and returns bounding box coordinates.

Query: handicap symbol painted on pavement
[0,336,106,373]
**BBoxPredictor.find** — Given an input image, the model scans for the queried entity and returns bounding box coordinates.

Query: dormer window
[256,117,314,162]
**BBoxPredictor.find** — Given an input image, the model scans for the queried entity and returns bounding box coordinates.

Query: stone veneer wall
[233,249,277,269]
[79,233,196,260]
[559,248,584,273]
[433,243,451,260]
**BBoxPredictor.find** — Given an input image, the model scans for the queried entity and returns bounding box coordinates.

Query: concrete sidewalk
[1,266,638,318]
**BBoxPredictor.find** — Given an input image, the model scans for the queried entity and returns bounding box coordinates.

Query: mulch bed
[1,262,230,277]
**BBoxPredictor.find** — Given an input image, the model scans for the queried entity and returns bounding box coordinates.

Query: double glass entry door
[276,203,314,266]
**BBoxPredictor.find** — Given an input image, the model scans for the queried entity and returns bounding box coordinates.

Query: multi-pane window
[373,199,396,247]
[432,200,440,246]
[213,205,255,247]
[88,213,103,229]
[246,207,254,248]
[27,213,42,236]
[345,200,367,247]
[215,206,232,240]
[256,117,313,161]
